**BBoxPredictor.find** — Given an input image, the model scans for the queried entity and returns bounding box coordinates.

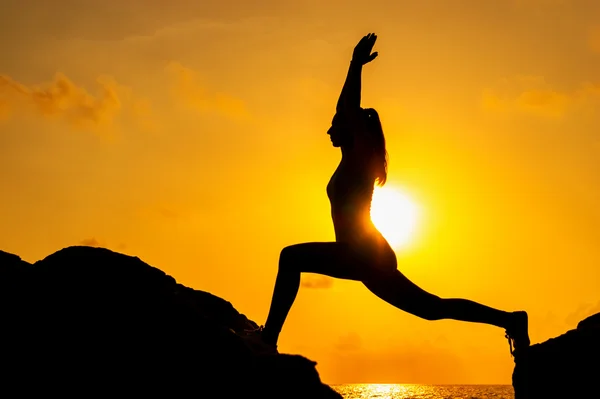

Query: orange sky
[1,0,599,385]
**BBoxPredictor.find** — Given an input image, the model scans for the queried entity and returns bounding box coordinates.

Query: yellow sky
[1,0,599,385]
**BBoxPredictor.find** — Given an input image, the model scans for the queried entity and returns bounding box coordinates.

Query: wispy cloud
[0,72,158,135]
[482,75,600,118]
[0,73,120,130]
[78,237,127,252]
[301,275,334,289]
[79,237,103,247]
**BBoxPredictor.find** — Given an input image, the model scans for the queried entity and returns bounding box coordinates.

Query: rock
[512,311,600,399]
[0,246,341,398]
[577,312,600,330]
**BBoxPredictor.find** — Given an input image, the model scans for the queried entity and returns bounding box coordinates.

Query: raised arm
[336,61,362,112]
[336,33,378,114]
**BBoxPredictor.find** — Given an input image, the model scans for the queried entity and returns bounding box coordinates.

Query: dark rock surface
[0,246,342,398]
[512,310,600,399]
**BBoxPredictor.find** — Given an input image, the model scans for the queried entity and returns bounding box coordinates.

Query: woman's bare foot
[505,311,530,356]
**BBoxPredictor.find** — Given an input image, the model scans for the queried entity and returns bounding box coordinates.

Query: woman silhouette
[247,33,529,356]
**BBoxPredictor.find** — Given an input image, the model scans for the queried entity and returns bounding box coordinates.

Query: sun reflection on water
[332,383,515,399]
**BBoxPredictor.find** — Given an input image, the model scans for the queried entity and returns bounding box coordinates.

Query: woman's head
[327,112,350,147]
[327,108,388,186]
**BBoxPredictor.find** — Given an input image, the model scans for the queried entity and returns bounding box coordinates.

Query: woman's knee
[278,245,301,271]
[415,295,446,321]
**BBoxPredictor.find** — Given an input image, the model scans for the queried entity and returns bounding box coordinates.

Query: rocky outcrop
[0,246,341,398]
[512,311,600,399]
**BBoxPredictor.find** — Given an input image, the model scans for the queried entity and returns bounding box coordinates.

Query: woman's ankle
[261,327,279,346]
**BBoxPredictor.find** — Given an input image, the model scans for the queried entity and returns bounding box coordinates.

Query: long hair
[362,108,388,186]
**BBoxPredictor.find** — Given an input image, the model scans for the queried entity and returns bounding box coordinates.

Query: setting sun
[370,185,419,249]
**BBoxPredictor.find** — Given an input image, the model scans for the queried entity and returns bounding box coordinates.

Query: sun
[370,185,419,249]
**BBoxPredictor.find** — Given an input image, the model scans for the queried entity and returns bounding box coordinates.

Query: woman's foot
[505,311,530,356]
[240,326,279,355]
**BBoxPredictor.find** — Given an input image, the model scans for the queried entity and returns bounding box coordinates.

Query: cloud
[0,72,158,134]
[482,75,600,118]
[0,73,120,131]
[79,238,127,251]
[301,275,334,289]
[79,237,102,247]
[165,61,249,119]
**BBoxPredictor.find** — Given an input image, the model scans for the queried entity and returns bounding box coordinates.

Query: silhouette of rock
[512,311,600,399]
[577,312,600,330]
[0,246,341,398]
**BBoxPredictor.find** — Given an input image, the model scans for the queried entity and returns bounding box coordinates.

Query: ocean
[332,384,514,399]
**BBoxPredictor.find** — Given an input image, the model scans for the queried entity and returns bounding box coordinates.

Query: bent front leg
[262,242,371,345]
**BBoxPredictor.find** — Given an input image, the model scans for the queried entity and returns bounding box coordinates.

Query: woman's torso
[326,157,391,253]
[326,158,396,271]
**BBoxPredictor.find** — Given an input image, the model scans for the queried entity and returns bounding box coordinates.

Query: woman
[246,33,529,356]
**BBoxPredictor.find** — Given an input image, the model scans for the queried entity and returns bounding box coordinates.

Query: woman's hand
[352,33,378,65]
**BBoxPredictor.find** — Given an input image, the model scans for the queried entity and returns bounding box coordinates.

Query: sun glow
[370,185,419,249]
